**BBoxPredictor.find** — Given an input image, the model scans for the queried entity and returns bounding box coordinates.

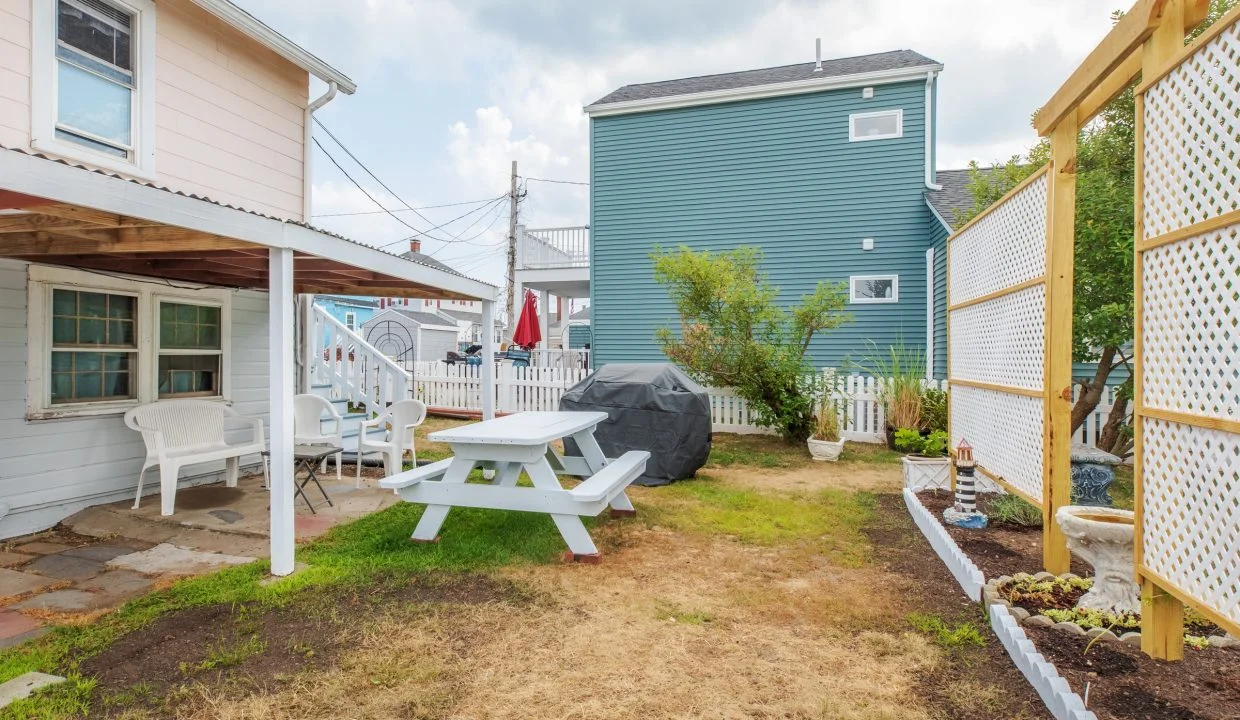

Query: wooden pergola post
[1137,0,1187,662]
[1041,111,1078,574]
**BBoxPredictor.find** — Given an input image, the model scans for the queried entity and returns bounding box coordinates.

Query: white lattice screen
[1139,15,1240,633]
[948,169,1050,502]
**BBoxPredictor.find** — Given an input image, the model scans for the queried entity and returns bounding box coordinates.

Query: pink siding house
[0,0,499,575]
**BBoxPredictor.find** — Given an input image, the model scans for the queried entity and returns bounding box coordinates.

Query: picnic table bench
[380,411,648,561]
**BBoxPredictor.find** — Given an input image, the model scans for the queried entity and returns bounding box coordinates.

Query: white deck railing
[310,305,411,414]
[517,225,589,270]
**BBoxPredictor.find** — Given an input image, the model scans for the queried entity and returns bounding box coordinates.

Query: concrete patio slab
[13,542,74,556]
[76,571,155,605]
[10,589,98,613]
[60,545,137,563]
[0,609,41,643]
[106,544,254,576]
[0,672,65,709]
[23,554,104,582]
[0,568,55,599]
[0,552,34,568]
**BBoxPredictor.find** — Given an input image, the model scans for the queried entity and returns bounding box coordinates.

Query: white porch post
[538,289,550,356]
[268,247,296,576]
[299,293,314,392]
[481,299,497,420]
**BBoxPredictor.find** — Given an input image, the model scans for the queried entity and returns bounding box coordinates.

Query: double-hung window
[49,288,138,404]
[28,267,231,419]
[33,0,156,175]
[157,301,223,398]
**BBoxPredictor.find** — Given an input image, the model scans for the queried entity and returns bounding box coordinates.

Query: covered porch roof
[0,148,495,300]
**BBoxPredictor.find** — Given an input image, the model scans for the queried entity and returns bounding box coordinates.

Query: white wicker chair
[124,400,266,516]
[357,399,427,484]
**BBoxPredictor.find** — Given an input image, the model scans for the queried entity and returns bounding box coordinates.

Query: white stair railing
[309,304,411,413]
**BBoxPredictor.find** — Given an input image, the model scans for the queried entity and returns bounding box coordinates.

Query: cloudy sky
[238,0,1121,291]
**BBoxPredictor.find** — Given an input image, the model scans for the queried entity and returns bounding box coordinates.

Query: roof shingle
[588,49,940,108]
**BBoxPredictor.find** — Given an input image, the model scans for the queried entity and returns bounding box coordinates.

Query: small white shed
[361,309,460,368]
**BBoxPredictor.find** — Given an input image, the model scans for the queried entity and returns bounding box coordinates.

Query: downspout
[924,71,942,190]
[297,81,339,393]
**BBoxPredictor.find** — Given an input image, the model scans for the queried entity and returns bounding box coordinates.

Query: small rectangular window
[850,275,899,304]
[849,110,903,142]
[344,311,356,330]
[157,301,222,398]
[55,0,136,158]
[49,288,138,404]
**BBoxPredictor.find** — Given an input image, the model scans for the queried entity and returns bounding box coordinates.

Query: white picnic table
[380,411,649,560]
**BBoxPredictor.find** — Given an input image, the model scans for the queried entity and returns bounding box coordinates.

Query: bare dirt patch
[707,462,902,493]
[866,494,1051,720]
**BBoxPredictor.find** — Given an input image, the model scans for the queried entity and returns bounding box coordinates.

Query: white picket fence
[407,362,1123,447]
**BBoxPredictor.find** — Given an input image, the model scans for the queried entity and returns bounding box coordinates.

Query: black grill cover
[560,363,711,486]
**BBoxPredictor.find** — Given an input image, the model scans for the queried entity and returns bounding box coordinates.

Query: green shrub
[894,429,948,457]
[988,494,1043,528]
[921,388,947,433]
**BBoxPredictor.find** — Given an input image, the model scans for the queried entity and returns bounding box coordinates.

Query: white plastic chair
[125,400,266,516]
[293,394,344,481]
[357,399,427,484]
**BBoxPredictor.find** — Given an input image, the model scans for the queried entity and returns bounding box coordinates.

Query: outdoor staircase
[306,304,414,458]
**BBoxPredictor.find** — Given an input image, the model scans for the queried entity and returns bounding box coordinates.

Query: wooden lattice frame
[1134,7,1240,638]
[947,167,1053,508]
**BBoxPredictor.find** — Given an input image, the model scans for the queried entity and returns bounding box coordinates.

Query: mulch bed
[1026,625,1240,720]
[867,494,1052,720]
[916,489,1091,578]
[77,573,525,718]
[910,490,1240,720]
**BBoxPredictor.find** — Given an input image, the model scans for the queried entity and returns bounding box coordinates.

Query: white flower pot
[807,437,845,462]
[903,455,951,490]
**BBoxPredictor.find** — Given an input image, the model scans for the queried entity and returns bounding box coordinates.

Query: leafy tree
[956,0,1236,455]
[651,246,851,442]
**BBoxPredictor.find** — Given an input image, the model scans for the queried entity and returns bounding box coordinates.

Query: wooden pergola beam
[1034,0,1209,135]
[0,213,160,234]
[24,203,125,226]
[0,231,256,255]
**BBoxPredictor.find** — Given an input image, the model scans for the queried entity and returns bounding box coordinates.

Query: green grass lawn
[0,430,901,719]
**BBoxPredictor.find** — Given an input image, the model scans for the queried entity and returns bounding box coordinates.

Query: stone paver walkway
[0,468,401,649]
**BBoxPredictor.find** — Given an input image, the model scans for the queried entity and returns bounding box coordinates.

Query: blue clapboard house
[586,48,960,377]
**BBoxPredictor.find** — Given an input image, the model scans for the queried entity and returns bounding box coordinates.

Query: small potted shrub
[807,401,845,462]
[896,428,951,489]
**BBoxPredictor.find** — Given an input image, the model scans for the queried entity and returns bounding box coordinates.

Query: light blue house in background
[586,48,951,376]
[315,295,380,332]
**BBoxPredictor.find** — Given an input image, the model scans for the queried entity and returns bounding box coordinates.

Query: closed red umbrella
[511,290,542,349]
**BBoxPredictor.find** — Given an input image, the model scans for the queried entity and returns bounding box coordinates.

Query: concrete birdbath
[1054,506,1139,615]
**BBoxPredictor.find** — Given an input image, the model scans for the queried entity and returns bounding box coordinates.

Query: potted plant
[807,399,845,461]
[850,341,925,449]
[895,428,951,489]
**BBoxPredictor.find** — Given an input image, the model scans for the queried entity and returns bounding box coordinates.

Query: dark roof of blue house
[316,295,380,308]
[926,167,1006,230]
[589,49,940,107]
[379,308,459,327]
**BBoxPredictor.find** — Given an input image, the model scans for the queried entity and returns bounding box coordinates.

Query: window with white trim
[32,0,157,176]
[344,311,356,331]
[850,275,899,304]
[849,109,903,141]
[156,300,223,398]
[28,267,231,419]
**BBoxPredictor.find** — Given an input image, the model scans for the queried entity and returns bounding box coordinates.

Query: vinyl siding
[0,259,271,540]
[0,0,307,220]
[590,80,931,369]
[929,208,949,379]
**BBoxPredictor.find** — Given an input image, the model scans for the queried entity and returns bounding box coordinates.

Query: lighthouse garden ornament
[943,438,988,529]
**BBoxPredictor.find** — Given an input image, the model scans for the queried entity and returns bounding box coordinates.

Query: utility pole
[505,159,519,338]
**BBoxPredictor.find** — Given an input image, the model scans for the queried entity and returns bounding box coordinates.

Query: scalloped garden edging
[903,488,1095,720]
[902,488,984,601]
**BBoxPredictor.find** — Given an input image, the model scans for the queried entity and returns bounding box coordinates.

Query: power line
[375,196,508,252]
[312,196,500,217]
[313,117,450,237]
[311,136,452,242]
[429,200,508,258]
[521,175,589,186]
